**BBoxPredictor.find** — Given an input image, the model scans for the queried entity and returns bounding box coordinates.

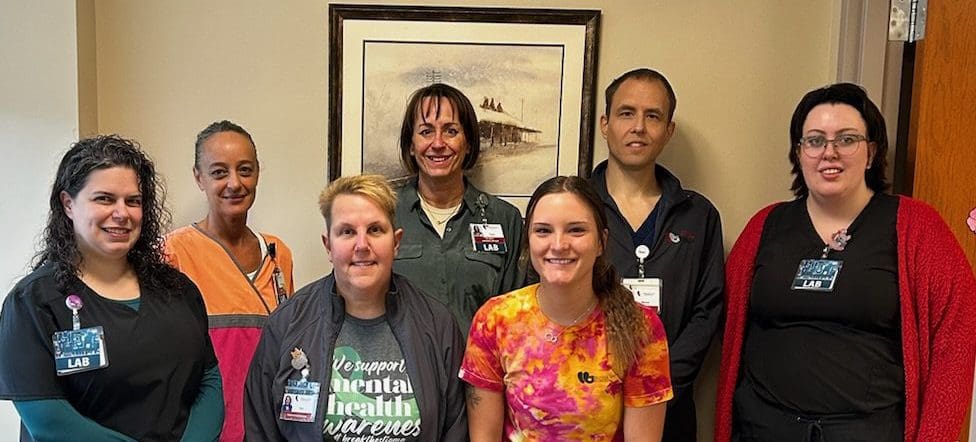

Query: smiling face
[323,193,403,299]
[61,166,143,265]
[798,103,875,202]
[601,78,676,171]
[528,192,606,289]
[410,97,468,182]
[194,131,259,220]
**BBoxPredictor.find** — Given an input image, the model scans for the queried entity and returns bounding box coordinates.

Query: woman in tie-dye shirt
[461,176,673,441]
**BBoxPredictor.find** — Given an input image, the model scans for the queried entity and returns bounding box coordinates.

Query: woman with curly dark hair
[0,135,223,441]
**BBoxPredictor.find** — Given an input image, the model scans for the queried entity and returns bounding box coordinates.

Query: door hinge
[889,0,927,42]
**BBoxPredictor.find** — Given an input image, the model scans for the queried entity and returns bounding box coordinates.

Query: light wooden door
[903,0,976,440]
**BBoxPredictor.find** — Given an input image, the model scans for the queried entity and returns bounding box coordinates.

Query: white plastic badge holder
[623,278,662,313]
[470,223,508,253]
[280,379,320,423]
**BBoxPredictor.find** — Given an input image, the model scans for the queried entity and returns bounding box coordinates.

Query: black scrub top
[0,264,217,441]
[741,193,903,414]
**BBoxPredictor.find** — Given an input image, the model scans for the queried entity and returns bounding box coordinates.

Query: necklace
[819,228,852,258]
[418,193,462,226]
[537,287,598,343]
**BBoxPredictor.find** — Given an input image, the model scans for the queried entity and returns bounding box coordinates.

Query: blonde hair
[318,175,397,228]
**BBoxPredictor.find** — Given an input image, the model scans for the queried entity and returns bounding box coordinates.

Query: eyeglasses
[797,134,868,158]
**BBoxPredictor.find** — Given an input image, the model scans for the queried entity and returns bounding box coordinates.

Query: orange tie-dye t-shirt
[460,284,673,441]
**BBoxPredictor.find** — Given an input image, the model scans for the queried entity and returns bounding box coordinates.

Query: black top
[0,263,217,441]
[742,193,903,414]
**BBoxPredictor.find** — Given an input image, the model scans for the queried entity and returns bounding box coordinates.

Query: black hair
[788,83,889,197]
[194,120,258,169]
[604,68,677,122]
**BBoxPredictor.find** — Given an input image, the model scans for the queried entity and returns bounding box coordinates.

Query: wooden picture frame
[328,4,600,212]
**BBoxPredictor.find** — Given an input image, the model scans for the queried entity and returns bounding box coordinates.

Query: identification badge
[622,278,662,313]
[53,326,108,376]
[280,379,320,422]
[272,267,288,305]
[470,223,508,253]
[792,259,843,292]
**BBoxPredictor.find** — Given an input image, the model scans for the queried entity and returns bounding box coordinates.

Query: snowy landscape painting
[329,5,600,211]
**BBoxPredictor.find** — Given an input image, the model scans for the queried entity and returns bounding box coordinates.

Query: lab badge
[53,326,108,376]
[470,223,508,253]
[792,259,843,292]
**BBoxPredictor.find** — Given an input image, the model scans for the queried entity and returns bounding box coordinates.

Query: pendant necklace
[538,287,598,343]
[419,193,462,226]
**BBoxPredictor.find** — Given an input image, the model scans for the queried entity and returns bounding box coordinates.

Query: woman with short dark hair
[716,83,976,441]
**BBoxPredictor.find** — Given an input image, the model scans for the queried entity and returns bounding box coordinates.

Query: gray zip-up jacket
[243,273,468,441]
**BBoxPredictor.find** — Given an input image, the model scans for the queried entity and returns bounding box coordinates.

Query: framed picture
[328,4,601,212]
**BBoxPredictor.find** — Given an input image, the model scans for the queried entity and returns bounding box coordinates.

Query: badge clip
[635,245,650,278]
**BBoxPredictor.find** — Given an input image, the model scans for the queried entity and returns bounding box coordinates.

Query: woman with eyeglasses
[715,83,976,441]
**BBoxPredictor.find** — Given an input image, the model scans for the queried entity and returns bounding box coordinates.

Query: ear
[393,228,404,256]
[321,231,333,262]
[193,167,205,191]
[866,141,877,169]
[599,228,609,257]
[663,120,677,145]
[599,114,609,139]
[60,191,75,220]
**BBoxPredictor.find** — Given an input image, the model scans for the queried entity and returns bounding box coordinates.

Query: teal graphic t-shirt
[324,314,420,441]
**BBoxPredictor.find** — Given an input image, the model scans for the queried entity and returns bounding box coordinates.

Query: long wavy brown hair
[520,176,649,376]
[33,135,183,294]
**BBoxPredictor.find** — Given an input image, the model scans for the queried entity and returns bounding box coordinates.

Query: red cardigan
[715,196,976,442]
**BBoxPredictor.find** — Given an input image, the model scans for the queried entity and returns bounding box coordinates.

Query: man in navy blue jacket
[590,68,725,442]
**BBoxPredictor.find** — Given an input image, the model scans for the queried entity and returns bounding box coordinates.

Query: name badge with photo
[470,223,508,253]
[280,379,321,423]
[622,278,662,313]
[53,326,108,376]
[792,259,843,292]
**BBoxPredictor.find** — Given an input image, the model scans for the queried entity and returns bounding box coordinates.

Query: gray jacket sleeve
[243,321,285,442]
[440,315,469,441]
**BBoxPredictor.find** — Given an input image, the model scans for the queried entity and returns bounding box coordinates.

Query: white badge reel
[622,245,663,313]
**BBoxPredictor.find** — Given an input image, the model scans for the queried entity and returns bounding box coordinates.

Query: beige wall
[0,1,80,437]
[88,2,839,439]
[92,0,839,288]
